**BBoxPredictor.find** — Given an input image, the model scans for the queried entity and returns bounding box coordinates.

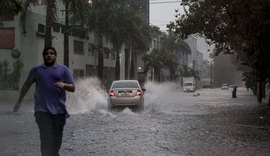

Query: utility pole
[210,61,213,88]
[63,0,70,67]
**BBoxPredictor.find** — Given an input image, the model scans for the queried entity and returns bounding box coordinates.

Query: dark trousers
[35,112,66,156]
[232,91,237,98]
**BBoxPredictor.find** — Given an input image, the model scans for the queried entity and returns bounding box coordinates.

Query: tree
[0,0,22,16]
[63,0,90,67]
[168,0,270,103]
[142,47,178,81]
[212,53,242,86]
[88,0,150,81]
[0,0,22,27]
[142,49,163,81]
[87,0,113,81]
[110,0,150,80]
[161,33,191,80]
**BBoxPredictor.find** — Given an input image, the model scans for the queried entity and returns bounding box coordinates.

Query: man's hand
[54,82,75,92]
[13,103,21,112]
[54,82,65,89]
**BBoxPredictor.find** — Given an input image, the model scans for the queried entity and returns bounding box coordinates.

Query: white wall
[0,6,120,100]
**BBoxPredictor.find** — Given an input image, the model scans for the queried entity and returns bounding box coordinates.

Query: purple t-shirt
[25,63,74,118]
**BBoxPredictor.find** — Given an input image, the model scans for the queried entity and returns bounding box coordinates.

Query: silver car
[108,80,145,111]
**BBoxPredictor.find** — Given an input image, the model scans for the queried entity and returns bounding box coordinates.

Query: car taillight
[136,90,142,96]
[109,91,115,96]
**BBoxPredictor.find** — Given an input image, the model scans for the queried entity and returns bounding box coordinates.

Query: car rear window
[112,81,139,89]
[183,83,193,86]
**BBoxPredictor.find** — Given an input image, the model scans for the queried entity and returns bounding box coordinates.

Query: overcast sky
[149,0,183,31]
[149,1,213,61]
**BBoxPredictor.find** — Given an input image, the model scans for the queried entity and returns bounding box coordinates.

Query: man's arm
[54,82,75,92]
[13,83,31,112]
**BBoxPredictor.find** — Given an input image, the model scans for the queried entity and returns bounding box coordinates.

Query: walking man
[13,47,75,156]
[232,86,237,98]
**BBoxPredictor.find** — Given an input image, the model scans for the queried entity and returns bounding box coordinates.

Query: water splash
[143,81,182,110]
[66,77,108,114]
[66,79,183,115]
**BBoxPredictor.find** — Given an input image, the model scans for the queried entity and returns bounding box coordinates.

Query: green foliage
[168,0,270,93]
[0,60,23,90]
[242,69,257,94]
[181,66,200,80]
[212,53,241,86]
[0,0,22,27]
[87,0,151,80]
[142,48,178,73]
[149,25,163,38]
[100,0,151,50]
[67,0,90,27]
[142,49,163,69]
[0,0,22,16]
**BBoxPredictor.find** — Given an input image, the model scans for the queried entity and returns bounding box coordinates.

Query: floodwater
[61,78,270,156]
[1,77,270,156]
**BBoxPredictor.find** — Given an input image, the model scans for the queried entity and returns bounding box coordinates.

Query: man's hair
[43,47,57,56]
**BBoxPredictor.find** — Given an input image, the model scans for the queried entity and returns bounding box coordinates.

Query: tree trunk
[130,49,135,79]
[44,1,53,47]
[154,67,160,82]
[268,90,270,105]
[257,80,262,103]
[143,63,149,80]
[64,1,69,67]
[170,68,175,81]
[262,81,265,98]
[133,50,138,80]
[97,32,104,82]
[127,41,132,79]
[115,49,120,80]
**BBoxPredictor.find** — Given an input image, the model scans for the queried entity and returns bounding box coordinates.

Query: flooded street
[1,78,270,156]
[1,1,269,156]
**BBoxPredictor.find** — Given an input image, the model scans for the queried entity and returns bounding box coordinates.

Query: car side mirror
[142,88,146,92]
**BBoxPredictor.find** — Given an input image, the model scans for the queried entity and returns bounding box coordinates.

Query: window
[88,43,95,56]
[53,23,61,33]
[112,81,139,89]
[0,28,15,49]
[73,69,84,79]
[74,40,84,55]
[86,64,96,77]
[111,49,116,59]
[104,47,109,59]
[37,24,45,34]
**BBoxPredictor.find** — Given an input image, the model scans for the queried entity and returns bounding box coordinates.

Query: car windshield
[112,81,139,89]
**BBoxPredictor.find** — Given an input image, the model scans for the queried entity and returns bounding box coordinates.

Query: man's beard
[44,59,55,67]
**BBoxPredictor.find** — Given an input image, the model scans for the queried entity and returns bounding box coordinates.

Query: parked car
[221,84,229,90]
[107,80,145,111]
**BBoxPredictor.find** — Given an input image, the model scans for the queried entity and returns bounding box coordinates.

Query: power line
[149,0,180,2]
[150,1,181,4]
